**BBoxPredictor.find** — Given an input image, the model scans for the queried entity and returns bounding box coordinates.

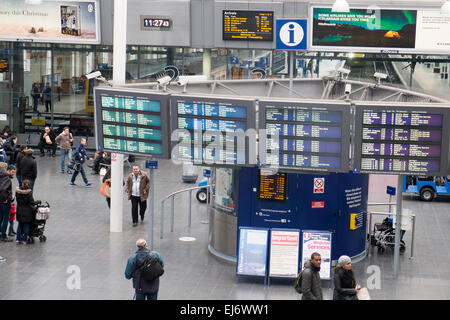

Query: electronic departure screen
[354,104,450,175]
[94,87,170,158]
[223,10,274,41]
[259,100,351,172]
[258,172,288,202]
[170,95,256,166]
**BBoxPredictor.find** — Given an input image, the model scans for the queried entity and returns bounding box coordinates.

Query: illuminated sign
[140,16,172,31]
[259,99,351,173]
[0,58,8,72]
[353,103,450,175]
[258,172,288,202]
[94,88,170,158]
[223,10,274,41]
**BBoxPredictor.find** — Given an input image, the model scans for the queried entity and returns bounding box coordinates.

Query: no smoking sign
[313,178,325,194]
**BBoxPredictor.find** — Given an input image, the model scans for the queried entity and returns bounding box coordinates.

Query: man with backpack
[295,252,323,300]
[124,239,164,300]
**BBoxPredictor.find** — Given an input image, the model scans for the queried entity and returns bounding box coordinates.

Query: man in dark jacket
[0,162,13,242]
[18,149,37,190]
[38,126,57,157]
[125,239,164,300]
[3,136,18,165]
[70,138,92,186]
[15,145,27,186]
[301,252,323,300]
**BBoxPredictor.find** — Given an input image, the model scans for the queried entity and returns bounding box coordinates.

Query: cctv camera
[345,84,352,95]
[157,76,171,85]
[85,71,102,80]
[338,67,351,75]
[177,79,188,86]
[373,72,388,79]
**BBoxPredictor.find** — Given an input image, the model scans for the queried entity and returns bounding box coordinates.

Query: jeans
[130,196,147,224]
[61,149,73,171]
[0,150,8,164]
[8,220,14,234]
[16,222,30,242]
[33,98,38,112]
[71,163,88,184]
[0,203,11,239]
[135,292,157,300]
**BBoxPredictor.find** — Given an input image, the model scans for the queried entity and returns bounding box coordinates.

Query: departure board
[258,172,288,202]
[223,10,274,41]
[94,87,170,158]
[259,100,351,173]
[354,104,450,175]
[170,95,256,166]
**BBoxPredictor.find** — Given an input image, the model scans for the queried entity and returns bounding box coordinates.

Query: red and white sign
[313,178,324,193]
[311,201,325,209]
[111,153,117,162]
[269,230,300,277]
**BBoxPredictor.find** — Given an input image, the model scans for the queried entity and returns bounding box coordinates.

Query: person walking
[333,255,360,300]
[301,252,323,300]
[0,162,13,242]
[124,239,164,300]
[55,127,73,173]
[15,145,27,186]
[31,83,40,113]
[38,126,57,157]
[18,149,37,191]
[70,138,92,187]
[15,180,38,245]
[42,82,52,112]
[125,165,150,227]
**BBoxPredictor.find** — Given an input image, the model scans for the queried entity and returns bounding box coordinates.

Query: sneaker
[132,222,138,227]
[67,170,72,174]
[85,182,92,187]
[69,182,76,186]
[16,240,23,245]
[0,256,6,262]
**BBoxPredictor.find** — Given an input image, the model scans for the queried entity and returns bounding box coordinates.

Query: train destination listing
[358,108,444,174]
[258,173,288,202]
[223,10,273,41]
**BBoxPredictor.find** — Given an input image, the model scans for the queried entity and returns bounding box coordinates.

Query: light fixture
[441,1,450,14]
[332,0,350,13]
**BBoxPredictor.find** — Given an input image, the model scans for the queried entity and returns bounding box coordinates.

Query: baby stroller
[370,216,406,254]
[27,201,50,244]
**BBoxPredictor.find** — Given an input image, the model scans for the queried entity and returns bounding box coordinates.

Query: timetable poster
[237,228,269,277]
[170,95,256,166]
[354,104,450,176]
[259,100,351,173]
[94,87,170,158]
[269,230,300,278]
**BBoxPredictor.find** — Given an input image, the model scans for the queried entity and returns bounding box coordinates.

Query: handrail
[160,185,211,239]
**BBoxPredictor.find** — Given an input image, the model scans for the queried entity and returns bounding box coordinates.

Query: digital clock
[140,16,172,31]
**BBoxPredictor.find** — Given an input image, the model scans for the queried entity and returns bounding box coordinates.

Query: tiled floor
[0,156,449,300]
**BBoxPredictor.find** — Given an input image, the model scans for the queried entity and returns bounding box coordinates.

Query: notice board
[269,229,300,278]
[236,227,269,277]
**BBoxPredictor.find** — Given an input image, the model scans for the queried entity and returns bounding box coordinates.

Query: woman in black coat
[333,255,360,300]
[15,179,37,244]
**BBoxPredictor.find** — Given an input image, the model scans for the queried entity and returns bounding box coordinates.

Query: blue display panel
[171,95,256,166]
[94,88,170,158]
[259,100,351,173]
[354,104,450,176]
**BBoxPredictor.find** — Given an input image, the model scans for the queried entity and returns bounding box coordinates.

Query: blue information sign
[276,19,307,51]
[386,186,396,196]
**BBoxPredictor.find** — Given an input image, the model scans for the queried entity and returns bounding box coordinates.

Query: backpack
[140,253,164,282]
[294,271,303,294]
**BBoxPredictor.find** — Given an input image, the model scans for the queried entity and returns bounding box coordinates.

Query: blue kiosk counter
[208,167,369,264]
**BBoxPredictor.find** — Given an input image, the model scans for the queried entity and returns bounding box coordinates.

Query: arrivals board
[170,95,256,166]
[223,10,274,41]
[353,103,450,175]
[258,99,351,173]
[258,172,288,202]
[94,87,170,158]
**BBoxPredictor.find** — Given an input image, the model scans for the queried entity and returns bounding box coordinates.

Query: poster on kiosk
[301,230,332,280]
[269,229,300,278]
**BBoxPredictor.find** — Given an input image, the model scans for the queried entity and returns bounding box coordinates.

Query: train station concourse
[0,0,450,306]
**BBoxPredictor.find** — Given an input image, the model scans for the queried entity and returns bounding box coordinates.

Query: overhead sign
[0,0,100,44]
[310,6,450,54]
[276,19,308,50]
[269,229,300,278]
[237,227,269,277]
[353,103,450,176]
[301,230,332,280]
[170,94,256,166]
[94,87,171,159]
[258,99,351,173]
[223,10,274,41]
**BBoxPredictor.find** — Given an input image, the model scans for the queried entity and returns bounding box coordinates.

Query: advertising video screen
[310,6,450,54]
[170,95,256,166]
[94,87,170,158]
[354,103,450,175]
[259,99,351,173]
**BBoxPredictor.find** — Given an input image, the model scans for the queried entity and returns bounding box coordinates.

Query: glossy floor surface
[0,156,449,300]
